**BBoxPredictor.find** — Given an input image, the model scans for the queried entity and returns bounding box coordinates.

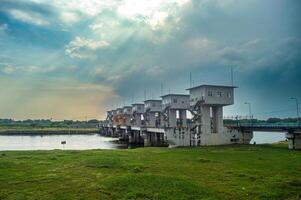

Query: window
[217,91,222,97]
[173,98,178,103]
[208,91,213,96]
[227,92,231,98]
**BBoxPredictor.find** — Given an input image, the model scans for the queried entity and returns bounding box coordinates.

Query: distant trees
[266,118,282,123]
[0,118,103,128]
[266,117,299,123]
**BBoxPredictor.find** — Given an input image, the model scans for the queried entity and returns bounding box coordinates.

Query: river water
[0,134,126,151]
[251,131,286,144]
[0,132,286,151]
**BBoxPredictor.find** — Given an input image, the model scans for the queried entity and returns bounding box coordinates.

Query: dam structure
[100,84,300,149]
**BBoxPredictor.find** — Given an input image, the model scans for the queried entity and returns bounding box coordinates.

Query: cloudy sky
[0,0,300,120]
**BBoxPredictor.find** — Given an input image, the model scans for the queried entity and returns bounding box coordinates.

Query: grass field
[0,144,300,200]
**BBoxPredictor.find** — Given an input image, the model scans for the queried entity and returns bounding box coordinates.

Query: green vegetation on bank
[0,144,300,200]
[0,127,99,135]
[0,119,101,134]
[0,119,101,129]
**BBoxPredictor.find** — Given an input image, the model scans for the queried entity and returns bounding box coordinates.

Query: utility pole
[231,66,234,86]
[190,72,192,88]
[290,97,300,125]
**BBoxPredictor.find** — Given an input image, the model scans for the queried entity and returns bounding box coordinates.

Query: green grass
[0,144,300,200]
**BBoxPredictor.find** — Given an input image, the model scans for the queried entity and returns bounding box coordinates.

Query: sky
[0,0,300,120]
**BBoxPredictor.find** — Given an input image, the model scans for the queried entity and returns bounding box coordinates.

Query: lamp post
[290,97,300,125]
[244,102,252,125]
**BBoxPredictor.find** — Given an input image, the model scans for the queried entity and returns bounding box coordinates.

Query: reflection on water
[0,134,127,150]
[0,132,287,150]
[251,131,286,144]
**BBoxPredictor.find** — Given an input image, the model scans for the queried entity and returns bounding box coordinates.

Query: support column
[152,132,158,146]
[169,110,177,127]
[135,114,142,126]
[180,110,187,127]
[200,106,211,135]
[287,132,301,150]
[213,106,223,133]
[148,113,156,127]
[142,129,151,147]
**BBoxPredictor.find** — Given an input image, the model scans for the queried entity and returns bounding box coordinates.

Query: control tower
[187,85,238,145]
[144,100,163,128]
[131,103,145,126]
[161,94,190,127]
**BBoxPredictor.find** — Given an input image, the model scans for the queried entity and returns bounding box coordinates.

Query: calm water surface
[0,134,126,150]
[251,131,286,144]
[0,132,286,151]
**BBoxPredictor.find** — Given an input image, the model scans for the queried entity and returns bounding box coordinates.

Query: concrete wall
[200,106,211,135]
[123,106,132,115]
[132,104,145,114]
[162,95,190,110]
[165,127,253,147]
[165,128,191,147]
[146,112,156,127]
[145,100,162,112]
[189,86,234,106]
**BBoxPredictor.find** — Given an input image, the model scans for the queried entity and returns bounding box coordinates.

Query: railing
[225,122,301,129]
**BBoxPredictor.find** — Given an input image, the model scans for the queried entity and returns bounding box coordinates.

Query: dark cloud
[0,0,301,118]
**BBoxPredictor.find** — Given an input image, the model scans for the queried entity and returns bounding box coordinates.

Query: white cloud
[65,37,110,59]
[60,11,80,23]
[149,11,169,30]
[185,37,210,49]
[29,0,189,29]
[8,9,49,26]
[1,65,52,74]
[117,0,189,29]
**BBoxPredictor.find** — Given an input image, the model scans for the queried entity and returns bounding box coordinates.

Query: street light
[244,102,252,125]
[290,97,300,125]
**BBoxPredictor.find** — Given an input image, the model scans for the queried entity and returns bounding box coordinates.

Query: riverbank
[0,144,300,200]
[0,127,99,135]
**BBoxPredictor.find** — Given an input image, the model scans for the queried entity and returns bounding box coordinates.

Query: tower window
[227,92,231,98]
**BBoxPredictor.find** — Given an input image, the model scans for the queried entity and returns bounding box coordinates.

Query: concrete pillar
[129,132,134,144]
[143,131,151,147]
[213,106,223,133]
[152,132,158,145]
[148,113,156,127]
[180,110,187,126]
[135,114,142,126]
[168,110,177,127]
[287,133,301,150]
[200,106,211,135]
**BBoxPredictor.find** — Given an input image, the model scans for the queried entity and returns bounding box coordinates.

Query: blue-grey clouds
[0,0,300,119]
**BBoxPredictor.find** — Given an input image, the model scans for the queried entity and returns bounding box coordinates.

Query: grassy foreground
[0,144,300,200]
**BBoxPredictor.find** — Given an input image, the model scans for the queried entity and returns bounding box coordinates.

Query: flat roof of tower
[144,99,162,103]
[186,84,237,90]
[161,94,190,98]
[132,103,144,106]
